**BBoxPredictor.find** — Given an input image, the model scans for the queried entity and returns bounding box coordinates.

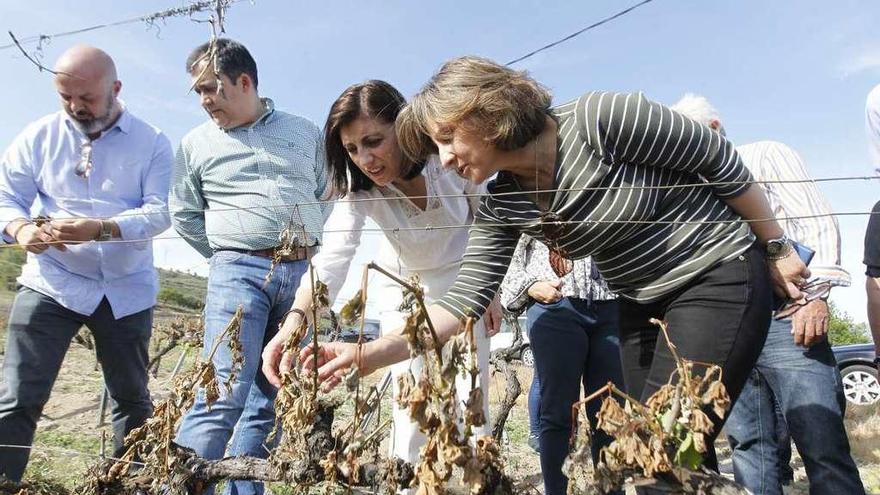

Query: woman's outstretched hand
[298,341,366,389]
[263,304,461,389]
[263,333,366,390]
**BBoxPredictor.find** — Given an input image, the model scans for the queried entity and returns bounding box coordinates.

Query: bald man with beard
[0,45,172,481]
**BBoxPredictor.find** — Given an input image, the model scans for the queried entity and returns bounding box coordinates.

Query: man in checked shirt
[674,94,865,495]
[170,38,328,495]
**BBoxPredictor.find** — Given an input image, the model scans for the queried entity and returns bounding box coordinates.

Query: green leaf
[674,432,703,470]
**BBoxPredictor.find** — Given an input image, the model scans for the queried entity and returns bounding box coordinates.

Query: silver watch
[765,234,793,260]
[96,220,113,242]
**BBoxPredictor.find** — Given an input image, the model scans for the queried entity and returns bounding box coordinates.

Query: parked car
[490,316,533,367]
[832,343,880,406]
[337,318,381,343]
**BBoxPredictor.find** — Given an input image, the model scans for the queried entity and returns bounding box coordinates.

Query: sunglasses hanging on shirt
[540,211,573,278]
[75,140,93,178]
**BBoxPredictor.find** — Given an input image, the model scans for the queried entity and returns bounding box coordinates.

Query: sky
[1,0,879,322]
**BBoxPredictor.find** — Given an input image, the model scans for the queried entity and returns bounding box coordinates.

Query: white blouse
[308,156,485,303]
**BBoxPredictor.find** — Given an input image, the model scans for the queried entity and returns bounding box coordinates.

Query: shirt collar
[114,105,132,134]
[252,97,275,126]
[223,97,275,133]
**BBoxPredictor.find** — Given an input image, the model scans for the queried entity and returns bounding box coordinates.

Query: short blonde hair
[397,56,552,161]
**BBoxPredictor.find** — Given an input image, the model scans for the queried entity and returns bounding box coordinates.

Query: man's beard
[68,93,118,135]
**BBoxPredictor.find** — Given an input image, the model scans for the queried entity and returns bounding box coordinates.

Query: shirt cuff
[809,267,852,288]
[0,209,30,244]
[111,215,149,250]
[1,224,15,244]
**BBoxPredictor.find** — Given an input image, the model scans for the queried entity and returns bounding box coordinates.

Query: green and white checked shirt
[170,98,329,258]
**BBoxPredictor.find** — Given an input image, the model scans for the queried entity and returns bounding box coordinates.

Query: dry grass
[845,406,880,494]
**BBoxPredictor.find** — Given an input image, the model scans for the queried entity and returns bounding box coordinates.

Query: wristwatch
[96,220,113,242]
[765,234,793,260]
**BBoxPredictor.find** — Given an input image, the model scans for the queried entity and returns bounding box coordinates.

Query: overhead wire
[1,0,873,239]
[505,0,656,65]
[0,174,876,224]
[2,210,879,251]
[0,0,249,51]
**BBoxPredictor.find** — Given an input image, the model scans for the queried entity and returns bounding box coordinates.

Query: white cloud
[838,46,880,78]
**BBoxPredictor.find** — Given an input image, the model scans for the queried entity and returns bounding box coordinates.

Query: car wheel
[521,347,535,368]
[840,364,880,406]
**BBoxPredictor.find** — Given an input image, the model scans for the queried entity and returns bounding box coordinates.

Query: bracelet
[282,308,307,327]
[9,221,32,244]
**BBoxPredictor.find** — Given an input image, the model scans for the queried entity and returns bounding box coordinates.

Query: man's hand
[527,279,563,304]
[14,223,64,253]
[47,218,102,243]
[791,299,829,347]
[484,294,503,338]
[261,309,307,387]
[767,252,811,301]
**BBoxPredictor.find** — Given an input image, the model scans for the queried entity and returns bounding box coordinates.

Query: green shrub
[828,301,871,346]
[0,248,25,291]
[158,287,204,310]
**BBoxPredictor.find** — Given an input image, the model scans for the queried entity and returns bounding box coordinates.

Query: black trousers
[0,287,153,481]
[618,243,772,471]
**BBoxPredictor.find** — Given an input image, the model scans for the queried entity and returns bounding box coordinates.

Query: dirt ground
[0,311,879,493]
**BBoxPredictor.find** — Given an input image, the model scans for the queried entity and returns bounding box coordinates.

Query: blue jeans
[527,324,541,439]
[771,397,794,485]
[527,298,624,495]
[175,252,307,495]
[0,287,152,481]
[725,318,865,495]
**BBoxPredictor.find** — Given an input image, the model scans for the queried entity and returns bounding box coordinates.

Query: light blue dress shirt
[0,108,173,318]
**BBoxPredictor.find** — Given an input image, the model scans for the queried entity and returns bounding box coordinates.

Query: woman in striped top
[300,57,810,471]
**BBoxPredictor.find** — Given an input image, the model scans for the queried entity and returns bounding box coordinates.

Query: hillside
[0,247,206,314]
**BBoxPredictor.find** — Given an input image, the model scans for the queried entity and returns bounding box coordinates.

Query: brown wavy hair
[397,56,552,163]
[324,80,422,196]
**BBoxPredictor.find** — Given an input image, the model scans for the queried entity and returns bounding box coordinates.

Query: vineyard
[0,254,879,494]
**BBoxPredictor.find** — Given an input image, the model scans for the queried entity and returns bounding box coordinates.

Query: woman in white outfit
[262,80,500,466]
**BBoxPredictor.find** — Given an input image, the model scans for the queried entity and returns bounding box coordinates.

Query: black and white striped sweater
[438,91,756,320]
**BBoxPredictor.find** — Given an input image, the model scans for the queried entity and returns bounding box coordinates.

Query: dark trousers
[618,244,772,472]
[0,286,152,481]
[527,298,625,495]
